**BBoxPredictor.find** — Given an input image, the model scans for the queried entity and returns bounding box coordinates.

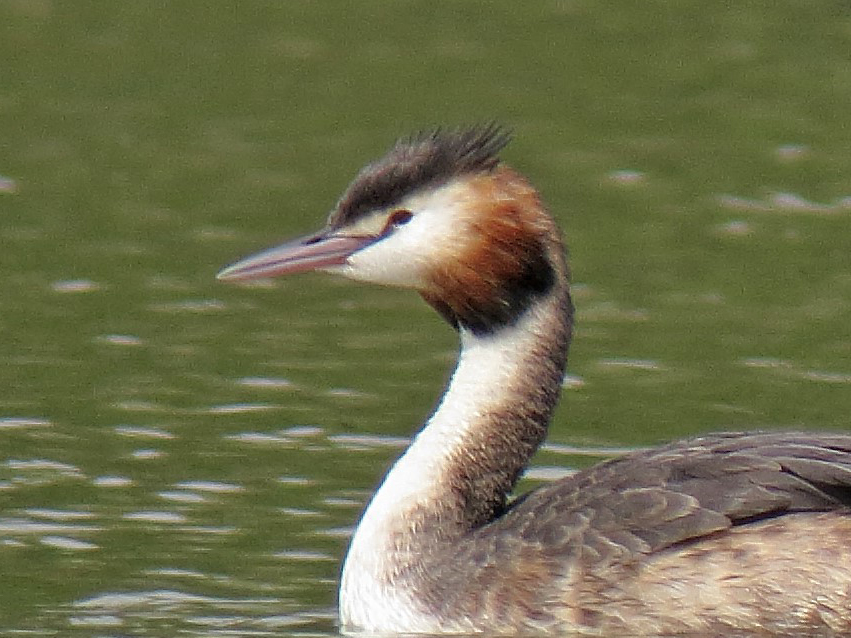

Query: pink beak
[217,232,375,281]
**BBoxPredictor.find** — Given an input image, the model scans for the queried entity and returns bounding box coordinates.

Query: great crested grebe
[219,126,851,635]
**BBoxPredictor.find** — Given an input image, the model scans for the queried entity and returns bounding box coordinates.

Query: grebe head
[218,125,568,335]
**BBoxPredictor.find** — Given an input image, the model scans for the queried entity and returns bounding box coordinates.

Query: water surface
[2,2,851,635]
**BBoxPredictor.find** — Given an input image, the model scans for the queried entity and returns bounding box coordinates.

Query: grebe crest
[219,127,851,636]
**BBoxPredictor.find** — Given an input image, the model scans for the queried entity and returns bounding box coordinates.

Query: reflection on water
[70,591,334,635]
[0,412,358,635]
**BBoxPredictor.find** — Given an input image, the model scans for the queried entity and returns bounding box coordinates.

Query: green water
[1,2,850,635]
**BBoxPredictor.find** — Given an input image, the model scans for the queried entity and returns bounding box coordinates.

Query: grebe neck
[340,279,572,631]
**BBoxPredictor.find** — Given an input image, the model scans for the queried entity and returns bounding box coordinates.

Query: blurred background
[1,1,850,635]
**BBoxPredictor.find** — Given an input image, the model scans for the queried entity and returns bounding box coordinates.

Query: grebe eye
[389,209,413,228]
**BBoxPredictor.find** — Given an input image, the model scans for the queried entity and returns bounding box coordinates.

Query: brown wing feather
[514,432,851,558]
[414,432,851,631]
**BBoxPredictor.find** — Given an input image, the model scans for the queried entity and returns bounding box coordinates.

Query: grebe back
[219,126,851,635]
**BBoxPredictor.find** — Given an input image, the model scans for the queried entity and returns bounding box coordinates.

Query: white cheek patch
[342,216,432,287]
[338,181,475,288]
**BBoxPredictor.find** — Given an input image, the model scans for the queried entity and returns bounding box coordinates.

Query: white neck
[339,289,569,633]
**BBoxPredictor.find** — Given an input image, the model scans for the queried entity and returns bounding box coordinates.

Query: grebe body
[219,127,851,635]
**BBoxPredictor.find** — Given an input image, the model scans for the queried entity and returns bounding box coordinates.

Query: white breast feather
[339,305,546,633]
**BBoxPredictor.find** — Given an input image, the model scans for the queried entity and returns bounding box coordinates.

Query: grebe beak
[217,231,375,281]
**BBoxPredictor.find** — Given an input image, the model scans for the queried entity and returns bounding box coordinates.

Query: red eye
[389,209,413,227]
[380,210,413,236]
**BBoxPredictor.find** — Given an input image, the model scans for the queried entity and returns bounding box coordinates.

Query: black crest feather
[329,124,511,228]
